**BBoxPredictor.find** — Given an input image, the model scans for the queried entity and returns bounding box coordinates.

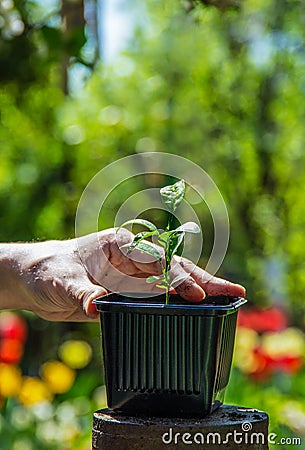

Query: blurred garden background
[1,0,305,448]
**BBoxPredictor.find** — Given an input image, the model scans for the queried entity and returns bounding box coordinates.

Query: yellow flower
[234,327,259,373]
[58,340,92,369]
[261,327,305,358]
[19,377,52,406]
[41,361,75,394]
[0,363,22,397]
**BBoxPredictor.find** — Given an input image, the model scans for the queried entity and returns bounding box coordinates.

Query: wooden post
[92,405,269,449]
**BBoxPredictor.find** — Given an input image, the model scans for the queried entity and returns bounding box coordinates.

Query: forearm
[0,240,65,312]
[0,239,101,321]
[0,243,32,310]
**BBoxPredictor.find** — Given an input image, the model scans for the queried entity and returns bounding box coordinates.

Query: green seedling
[117,179,200,304]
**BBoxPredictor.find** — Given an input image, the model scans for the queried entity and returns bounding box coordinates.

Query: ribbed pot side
[95,294,246,418]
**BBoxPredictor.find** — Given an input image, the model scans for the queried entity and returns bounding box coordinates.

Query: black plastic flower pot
[94,293,247,418]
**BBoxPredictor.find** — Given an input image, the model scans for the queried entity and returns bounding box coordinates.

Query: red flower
[0,338,24,364]
[248,346,303,381]
[248,346,273,381]
[0,313,27,343]
[0,313,27,365]
[238,307,287,333]
[267,354,303,374]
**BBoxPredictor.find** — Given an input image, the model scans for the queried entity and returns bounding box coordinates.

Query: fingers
[190,268,246,297]
[201,277,246,297]
[178,257,246,298]
[95,229,245,303]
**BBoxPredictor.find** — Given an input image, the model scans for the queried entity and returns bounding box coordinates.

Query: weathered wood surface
[92,405,269,449]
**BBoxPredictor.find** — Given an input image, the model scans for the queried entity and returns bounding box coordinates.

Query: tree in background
[0,0,95,241]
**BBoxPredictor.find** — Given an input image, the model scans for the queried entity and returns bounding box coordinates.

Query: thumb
[73,282,108,318]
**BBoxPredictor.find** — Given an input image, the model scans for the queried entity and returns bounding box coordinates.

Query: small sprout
[117,179,200,304]
[160,179,185,213]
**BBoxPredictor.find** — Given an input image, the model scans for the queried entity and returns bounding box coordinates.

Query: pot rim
[94,293,247,316]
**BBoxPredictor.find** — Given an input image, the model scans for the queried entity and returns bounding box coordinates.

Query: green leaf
[160,179,185,212]
[130,241,162,261]
[146,275,165,283]
[166,231,185,264]
[127,230,159,253]
[158,230,175,245]
[117,219,158,232]
[175,221,201,233]
[159,230,185,266]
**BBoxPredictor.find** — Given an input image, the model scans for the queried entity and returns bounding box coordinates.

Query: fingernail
[86,300,98,316]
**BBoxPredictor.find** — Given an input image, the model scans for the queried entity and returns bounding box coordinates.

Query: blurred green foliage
[1,0,305,447]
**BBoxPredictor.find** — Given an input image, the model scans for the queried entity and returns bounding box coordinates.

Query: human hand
[0,229,245,321]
